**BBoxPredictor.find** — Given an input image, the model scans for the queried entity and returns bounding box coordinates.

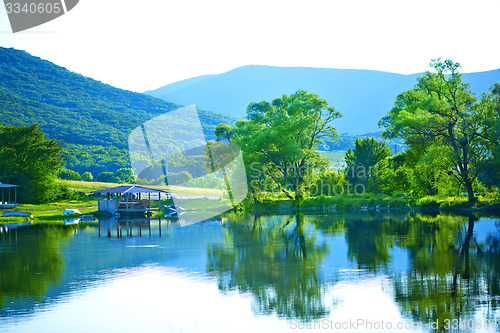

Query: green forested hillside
[0,47,234,176]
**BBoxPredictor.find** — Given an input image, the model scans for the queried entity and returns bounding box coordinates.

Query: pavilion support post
[158,193,161,211]
[2,189,4,205]
[126,193,129,210]
[14,187,17,204]
[98,193,101,211]
[148,193,151,211]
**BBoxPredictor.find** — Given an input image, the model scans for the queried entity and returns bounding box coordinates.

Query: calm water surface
[0,213,499,332]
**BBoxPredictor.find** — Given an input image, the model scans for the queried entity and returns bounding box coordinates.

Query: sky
[1,0,500,93]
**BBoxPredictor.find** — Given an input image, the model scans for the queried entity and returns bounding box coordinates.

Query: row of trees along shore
[215,59,500,206]
[1,59,498,205]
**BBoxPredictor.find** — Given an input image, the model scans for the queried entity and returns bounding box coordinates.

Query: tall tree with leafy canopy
[344,137,390,193]
[477,83,500,187]
[229,90,342,202]
[0,123,63,203]
[379,59,490,205]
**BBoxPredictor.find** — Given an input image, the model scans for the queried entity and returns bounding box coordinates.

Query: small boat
[62,209,81,215]
[164,204,186,217]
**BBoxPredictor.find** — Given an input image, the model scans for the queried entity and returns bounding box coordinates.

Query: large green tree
[0,123,63,203]
[477,83,500,187]
[380,59,491,204]
[224,90,341,202]
[344,137,390,193]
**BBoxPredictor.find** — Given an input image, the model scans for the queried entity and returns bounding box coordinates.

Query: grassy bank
[2,179,499,224]
[245,192,500,214]
[0,180,118,222]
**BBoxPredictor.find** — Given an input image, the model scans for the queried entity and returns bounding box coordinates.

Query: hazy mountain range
[1,46,498,174]
[146,65,500,134]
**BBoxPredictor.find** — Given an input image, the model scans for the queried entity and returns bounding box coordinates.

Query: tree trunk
[294,185,302,204]
[464,178,475,206]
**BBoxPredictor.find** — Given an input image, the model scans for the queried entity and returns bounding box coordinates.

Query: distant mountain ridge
[145,65,500,134]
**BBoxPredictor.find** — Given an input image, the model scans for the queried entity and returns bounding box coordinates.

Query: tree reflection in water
[208,212,500,330]
[0,224,74,308]
[393,215,500,331]
[207,214,331,321]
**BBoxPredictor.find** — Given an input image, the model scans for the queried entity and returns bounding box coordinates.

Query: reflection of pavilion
[98,218,166,238]
[92,185,170,216]
[0,182,19,209]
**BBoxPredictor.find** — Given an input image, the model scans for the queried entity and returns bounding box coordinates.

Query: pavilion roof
[0,182,18,188]
[91,185,169,195]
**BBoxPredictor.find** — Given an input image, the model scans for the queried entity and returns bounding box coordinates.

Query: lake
[0,213,499,332]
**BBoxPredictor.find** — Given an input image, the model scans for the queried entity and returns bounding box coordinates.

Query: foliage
[380,59,493,204]
[232,90,342,201]
[112,168,135,184]
[58,167,82,181]
[214,123,233,142]
[166,170,193,185]
[310,170,346,197]
[0,123,63,203]
[477,83,500,188]
[344,137,390,193]
[81,172,93,182]
[96,171,114,183]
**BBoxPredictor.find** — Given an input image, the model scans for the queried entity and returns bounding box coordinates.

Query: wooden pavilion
[0,182,18,209]
[92,185,170,215]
